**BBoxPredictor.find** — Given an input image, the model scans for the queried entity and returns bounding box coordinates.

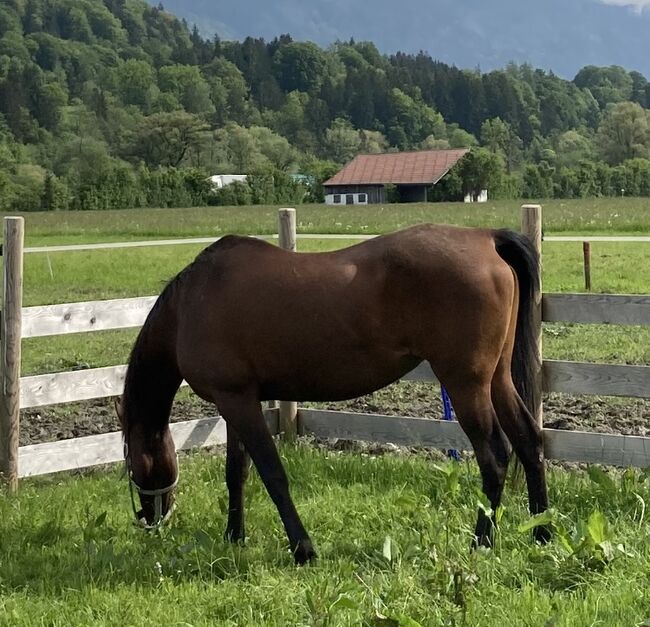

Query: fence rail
[543,293,650,325]
[20,292,650,342]
[22,297,158,338]
[299,409,650,467]
[20,233,650,255]
[19,410,278,478]
[2,206,650,486]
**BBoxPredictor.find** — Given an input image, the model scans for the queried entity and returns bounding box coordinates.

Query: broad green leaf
[587,510,608,544]
[518,509,555,533]
[587,466,616,491]
[194,529,213,550]
[328,594,359,612]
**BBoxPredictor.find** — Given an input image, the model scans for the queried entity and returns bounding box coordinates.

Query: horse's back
[172,226,516,402]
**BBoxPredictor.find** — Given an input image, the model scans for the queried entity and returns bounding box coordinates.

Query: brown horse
[118,224,549,564]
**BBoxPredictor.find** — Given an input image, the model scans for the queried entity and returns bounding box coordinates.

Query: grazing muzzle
[125,444,179,530]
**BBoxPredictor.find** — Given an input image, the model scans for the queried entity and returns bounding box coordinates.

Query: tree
[33,79,68,130]
[597,101,650,164]
[158,64,214,115]
[203,57,252,123]
[248,125,299,171]
[522,162,555,198]
[555,130,595,167]
[271,90,308,146]
[456,149,504,196]
[420,136,450,150]
[114,60,157,111]
[210,124,268,172]
[323,118,361,164]
[41,170,69,210]
[301,157,340,202]
[359,129,388,154]
[448,125,478,149]
[480,117,521,171]
[386,88,445,148]
[574,65,633,109]
[128,111,210,167]
[273,41,326,93]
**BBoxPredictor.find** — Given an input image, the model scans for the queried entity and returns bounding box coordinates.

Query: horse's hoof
[534,525,552,545]
[293,539,317,565]
[224,527,246,544]
[471,534,493,551]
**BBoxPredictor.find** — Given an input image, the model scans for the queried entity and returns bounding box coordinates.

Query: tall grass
[1,447,649,626]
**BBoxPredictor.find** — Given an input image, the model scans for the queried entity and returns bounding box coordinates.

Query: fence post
[0,217,24,492]
[583,241,592,291]
[521,205,543,428]
[278,208,298,442]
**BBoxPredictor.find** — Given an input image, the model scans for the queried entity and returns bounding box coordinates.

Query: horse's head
[116,398,178,529]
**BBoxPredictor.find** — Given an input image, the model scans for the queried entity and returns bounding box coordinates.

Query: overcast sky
[601,0,650,12]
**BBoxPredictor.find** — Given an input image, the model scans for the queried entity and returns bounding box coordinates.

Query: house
[208,174,248,189]
[323,148,469,205]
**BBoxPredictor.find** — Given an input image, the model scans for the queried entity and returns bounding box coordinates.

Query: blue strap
[441,386,460,461]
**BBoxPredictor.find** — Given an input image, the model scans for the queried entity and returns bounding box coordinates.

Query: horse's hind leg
[215,391,316,564]
[491,372,550,543]
[224,423,251,543]
[445,381,511,548]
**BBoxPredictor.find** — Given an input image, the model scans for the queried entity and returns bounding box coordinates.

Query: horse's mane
[121,235,266,436]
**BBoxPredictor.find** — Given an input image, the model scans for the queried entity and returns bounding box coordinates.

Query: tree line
[2,0,650,211]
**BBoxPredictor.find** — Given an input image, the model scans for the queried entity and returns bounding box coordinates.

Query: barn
[323,148,469,205]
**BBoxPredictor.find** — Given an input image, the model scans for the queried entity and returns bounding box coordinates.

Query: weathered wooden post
[521,204,543,428]
[583,241,592,291]
[0,217,24,491]
[278,208,298,442]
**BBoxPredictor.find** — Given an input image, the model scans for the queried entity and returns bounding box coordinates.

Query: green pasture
[2,446,650,626]
[4,197,650,247]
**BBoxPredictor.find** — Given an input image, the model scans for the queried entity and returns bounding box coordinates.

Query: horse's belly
[259,353,422,402]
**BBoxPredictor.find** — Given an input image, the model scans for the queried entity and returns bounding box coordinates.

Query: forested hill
[2,0,650,212]
[160,0,650,80]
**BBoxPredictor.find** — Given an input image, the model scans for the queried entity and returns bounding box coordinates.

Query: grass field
[2,446,650,626]
[5,197,650,247]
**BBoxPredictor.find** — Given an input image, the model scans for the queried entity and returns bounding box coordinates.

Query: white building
[324,192,369,205]
[208,174,248,189]
[464,189,488,203]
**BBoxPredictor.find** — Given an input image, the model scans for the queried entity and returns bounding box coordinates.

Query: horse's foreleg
[216,392,316,564]
[224,423,251,543]
[445,383,510,548]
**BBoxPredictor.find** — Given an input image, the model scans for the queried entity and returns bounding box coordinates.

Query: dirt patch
[19,396,216,446]
[18,382,650,447]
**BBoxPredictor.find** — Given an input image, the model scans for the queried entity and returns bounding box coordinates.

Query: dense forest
[2,0,650,211]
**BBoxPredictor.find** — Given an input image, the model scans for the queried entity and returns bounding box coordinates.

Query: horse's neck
[123,322,181,435]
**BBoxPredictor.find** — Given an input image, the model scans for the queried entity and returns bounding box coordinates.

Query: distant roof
[324,149,469,186]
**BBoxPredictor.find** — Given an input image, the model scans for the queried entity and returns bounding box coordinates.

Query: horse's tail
[493,229,540,416]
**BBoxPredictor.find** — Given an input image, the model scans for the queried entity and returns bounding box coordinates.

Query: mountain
[159,0,650,78]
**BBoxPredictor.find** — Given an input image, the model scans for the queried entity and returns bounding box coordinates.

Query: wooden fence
[1,206,650,490]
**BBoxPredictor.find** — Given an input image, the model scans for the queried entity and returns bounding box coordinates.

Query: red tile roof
[324,149,469,186]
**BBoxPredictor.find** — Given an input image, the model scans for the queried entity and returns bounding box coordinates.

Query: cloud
[601,0,650,13]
